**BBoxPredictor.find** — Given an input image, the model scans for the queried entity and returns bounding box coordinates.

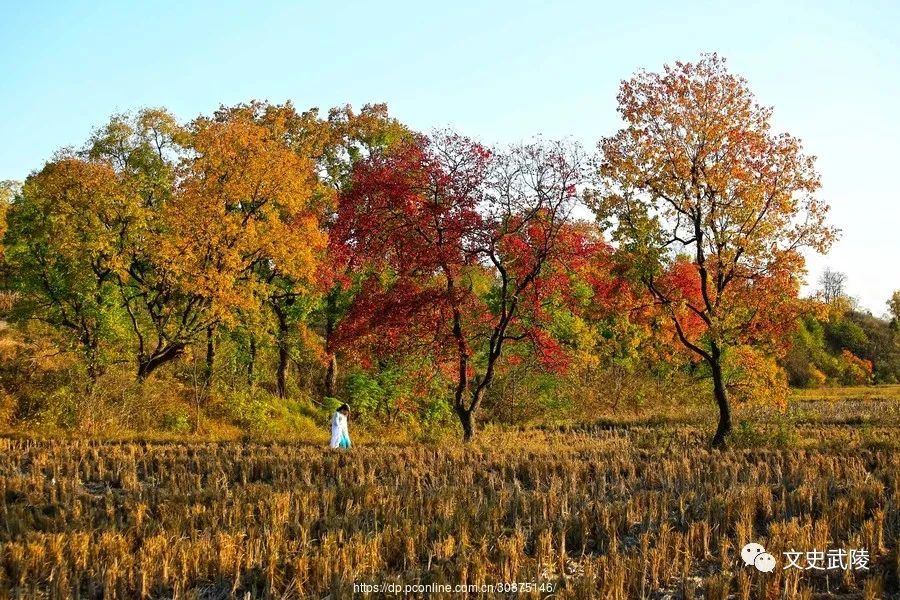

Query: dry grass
[791,385,900,403]
[1,401,899,598]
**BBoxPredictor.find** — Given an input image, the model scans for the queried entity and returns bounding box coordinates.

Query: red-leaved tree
[332,132,589,440]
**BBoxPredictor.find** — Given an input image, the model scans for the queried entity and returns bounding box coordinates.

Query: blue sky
[1,0,898,313]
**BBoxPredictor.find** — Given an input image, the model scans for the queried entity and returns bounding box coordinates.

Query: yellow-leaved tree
[152,103,327,382]
[3,157,135,380]
[594,55,837,446]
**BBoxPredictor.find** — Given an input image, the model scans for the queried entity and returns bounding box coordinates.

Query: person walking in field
[330,404,352,449]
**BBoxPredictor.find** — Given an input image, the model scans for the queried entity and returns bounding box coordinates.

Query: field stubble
[0,397,899,599]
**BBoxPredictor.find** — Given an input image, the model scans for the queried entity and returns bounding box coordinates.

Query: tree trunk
[85,361,100,387]
[455,384,485,443]
[324,354,337,398]
[247,336,256,386]
[274,305,289,398]
[323,292,337,398]
[709,343,732,448]
[83,334,102,385]
[204,326,215,386]
[137,343,186,381]
[456,406,475,442]
[276,346,288,398]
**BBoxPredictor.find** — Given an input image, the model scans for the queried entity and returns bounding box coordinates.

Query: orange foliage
[163,108,326,324]
[597,54,836,412]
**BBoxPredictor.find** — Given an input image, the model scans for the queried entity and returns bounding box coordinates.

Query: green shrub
[162,410,192,434]
[221,390,275,433]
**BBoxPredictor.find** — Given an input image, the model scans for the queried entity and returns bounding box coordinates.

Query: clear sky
[1,0,898,313]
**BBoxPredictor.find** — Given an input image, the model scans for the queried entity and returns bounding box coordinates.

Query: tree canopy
[5,58,892,446]
[594,54,837,445]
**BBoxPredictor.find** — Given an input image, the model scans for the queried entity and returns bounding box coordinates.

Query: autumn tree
[211,102,412,397]
[3,104,396,392]
[178,102,330,394]
[333,132,588,440]
[819,268,848,305]
[2,110,187,383]
[70,105,326,382]
[0,181,17,260]
[138,104,325,382]
[314,104,412,397]
[888,291,900,331]
[594,54,836,446]
[78,109,191,380]
[3,159,132,380]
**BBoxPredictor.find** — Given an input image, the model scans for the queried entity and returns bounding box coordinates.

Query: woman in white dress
[329,404,351,448]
